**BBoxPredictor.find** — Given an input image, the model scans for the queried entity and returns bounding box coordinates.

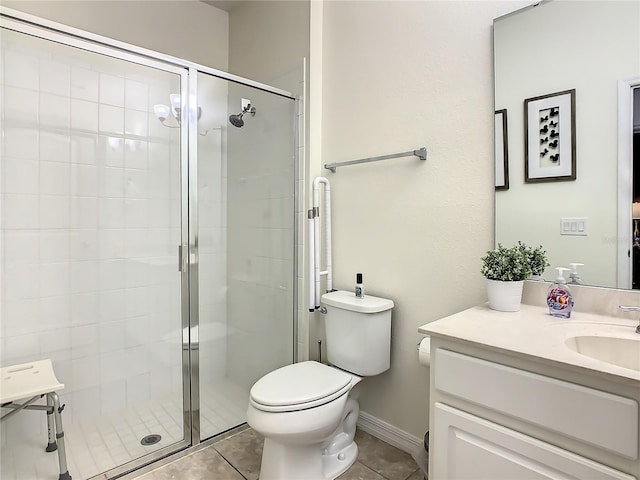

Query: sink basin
[565,334,640,372]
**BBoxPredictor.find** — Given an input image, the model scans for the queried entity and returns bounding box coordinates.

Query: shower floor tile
[0,378,249,480]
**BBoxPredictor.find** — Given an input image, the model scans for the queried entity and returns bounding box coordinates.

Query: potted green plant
[481,241,549,311]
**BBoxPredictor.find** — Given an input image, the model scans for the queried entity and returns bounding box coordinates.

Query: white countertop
[418,303,640,386]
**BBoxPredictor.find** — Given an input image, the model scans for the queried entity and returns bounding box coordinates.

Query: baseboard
[356,411,423,455]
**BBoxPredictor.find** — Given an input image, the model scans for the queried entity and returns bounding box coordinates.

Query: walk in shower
[0,9,298,480]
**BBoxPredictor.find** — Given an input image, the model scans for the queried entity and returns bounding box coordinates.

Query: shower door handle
[178,245,188,272]
[178,244,196,272]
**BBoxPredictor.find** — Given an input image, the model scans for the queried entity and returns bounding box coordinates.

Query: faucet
[617,305,640,334]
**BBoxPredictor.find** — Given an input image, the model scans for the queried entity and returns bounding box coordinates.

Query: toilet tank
[321,290,394,376]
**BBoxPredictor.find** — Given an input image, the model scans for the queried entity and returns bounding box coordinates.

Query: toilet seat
[250,361,353,413]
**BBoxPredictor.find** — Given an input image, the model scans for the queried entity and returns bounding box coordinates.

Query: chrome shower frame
[0,6,300,479]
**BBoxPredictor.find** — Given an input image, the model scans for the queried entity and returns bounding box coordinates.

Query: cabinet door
[432,403,636,480]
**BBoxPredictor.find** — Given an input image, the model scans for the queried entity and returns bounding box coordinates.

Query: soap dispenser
[547,267,574,318]
[568,263,584,285]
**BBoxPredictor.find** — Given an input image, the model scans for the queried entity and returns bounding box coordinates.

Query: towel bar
[324,147,427,172]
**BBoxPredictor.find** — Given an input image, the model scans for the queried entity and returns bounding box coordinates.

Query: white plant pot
[486,279,524,312]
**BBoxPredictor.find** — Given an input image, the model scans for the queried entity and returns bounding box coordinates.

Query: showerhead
[228,104,256,128]
[229,113,245,128]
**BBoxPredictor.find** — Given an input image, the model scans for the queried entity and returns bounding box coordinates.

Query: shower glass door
[0,24,189,479]
[196,72,296,441]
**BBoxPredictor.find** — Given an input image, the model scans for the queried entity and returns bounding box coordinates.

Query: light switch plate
[560,217,588,236]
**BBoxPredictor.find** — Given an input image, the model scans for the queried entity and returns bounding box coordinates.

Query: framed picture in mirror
[495,109,509,190]
[524,89,576,182]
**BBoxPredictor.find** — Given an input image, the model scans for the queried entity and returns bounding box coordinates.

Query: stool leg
[48,393,72,480]
[46,395,58,452]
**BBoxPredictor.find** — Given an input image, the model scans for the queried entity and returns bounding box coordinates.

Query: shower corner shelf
[324,147,427,173]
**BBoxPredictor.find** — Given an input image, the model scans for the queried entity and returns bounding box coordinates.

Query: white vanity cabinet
[419,305,640,480]
[433,403,633,480]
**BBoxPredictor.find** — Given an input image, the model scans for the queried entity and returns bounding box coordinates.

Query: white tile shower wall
[0,33,184,445]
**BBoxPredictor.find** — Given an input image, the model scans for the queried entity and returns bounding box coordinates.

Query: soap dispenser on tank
[547,267,574,318]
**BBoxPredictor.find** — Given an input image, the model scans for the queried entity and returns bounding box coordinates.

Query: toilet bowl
[247,361,362,480]
[247,290,394,480]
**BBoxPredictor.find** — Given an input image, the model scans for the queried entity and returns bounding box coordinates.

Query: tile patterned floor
[134,428,425,480]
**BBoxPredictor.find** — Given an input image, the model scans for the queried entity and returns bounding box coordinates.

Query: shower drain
[140,434,162,446]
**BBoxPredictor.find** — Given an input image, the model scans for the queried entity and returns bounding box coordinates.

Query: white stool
[0,359,72,480]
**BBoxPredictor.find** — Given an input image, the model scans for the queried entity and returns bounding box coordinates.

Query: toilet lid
[250,361,353,413]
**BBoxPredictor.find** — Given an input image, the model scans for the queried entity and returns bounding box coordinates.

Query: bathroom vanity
[419,296,640,479]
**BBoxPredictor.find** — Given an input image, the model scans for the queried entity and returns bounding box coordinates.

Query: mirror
[494,0,640,289]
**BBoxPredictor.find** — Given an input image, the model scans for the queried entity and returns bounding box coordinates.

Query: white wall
[1,0,229,69]
[228,0,309,91]
[495,1,640,288]
[314,0,526,440]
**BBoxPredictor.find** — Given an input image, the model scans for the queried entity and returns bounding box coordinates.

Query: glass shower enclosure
[0,9,297,480]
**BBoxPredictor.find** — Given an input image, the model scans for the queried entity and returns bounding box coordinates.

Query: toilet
[246,290,394,480]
